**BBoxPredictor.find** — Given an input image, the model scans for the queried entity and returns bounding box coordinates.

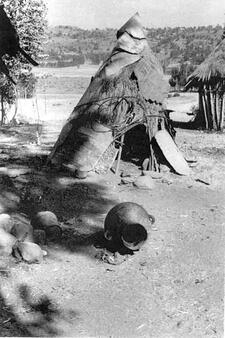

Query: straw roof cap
[185,36,225,88]
[117,12,146,40]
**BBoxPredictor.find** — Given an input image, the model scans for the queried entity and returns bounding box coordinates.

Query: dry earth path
[0,124,224,337]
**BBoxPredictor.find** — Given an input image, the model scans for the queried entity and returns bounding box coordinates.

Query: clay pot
[31,211,62,242]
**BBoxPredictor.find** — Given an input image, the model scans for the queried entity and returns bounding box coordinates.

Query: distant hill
[41,25,223,74]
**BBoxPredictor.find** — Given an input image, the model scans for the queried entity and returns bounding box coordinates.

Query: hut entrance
[119,124,174,172]
[121,124,149,166]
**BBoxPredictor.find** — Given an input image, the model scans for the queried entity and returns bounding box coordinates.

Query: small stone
[142,170,162,179]
[0,228,17,256]
[160,164,171,173]
[189,162,198,168]
[13,241,46,263]
[1,192,20,210]
[120,172,132,178]
[7,168,32,178]
[133,176,155,190]
[161,178,173,185]
[0,167,31,177]
[120,177,134,185]
[31,211,58,229]
[0,214,13,232]
[10,218,33,242]
[31,211,61,242]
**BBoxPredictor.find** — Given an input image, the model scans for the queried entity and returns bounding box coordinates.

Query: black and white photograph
[0,0,224,336]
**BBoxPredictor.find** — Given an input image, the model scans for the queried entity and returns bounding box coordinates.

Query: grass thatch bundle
[185,33,225,130]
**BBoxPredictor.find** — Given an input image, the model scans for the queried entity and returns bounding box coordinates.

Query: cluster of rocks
[120,170,164,190]
[119,157,176,190]
[0,211,62,264]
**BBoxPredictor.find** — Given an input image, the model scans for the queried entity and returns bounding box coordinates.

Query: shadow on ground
[0,148,115,336]
[0,292,31,337]
[0,148,118,260]
[0,281,73,337]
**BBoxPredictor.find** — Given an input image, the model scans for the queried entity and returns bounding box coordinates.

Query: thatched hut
[49,14,189,178]
[185,31,225,131]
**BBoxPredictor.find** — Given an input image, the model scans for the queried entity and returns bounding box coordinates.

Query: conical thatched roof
[184,30,225,131]
[185,32,225,89]
[95,12,167,102]
[49,13,169,173]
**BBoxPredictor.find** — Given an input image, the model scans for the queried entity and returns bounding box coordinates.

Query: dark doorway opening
[121,124,149,166]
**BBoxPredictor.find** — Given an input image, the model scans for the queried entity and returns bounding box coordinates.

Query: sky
[45,0,225,29]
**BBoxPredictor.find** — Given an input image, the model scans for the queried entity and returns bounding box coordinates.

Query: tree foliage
[168,62,196,90]
[42,24,223,69]
[0,0,46,123]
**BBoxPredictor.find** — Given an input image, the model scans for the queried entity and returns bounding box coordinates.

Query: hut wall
[197,90,207,128]
[197,86,224,131]
[218,91,225,130]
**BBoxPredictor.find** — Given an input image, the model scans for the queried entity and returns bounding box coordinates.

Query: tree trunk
[197,90,208,128]
[10,88,18,123]
[205,86,213,129]
[1,94,5,125]
[218,92,224,130]
[212,91,218,130]
[202,92,209,129]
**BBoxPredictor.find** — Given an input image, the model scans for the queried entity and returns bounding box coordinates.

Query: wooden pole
[149,143,154,170]
[146,118,152,170]
[10,87,18,123]
[218,92,224,130]
[206,88,212,129]
[212,91,218,130]
[0,94,5,125]
[202,92,209,129]
[147,117,159,171]
[197,90,205,128]
[215,93,220,130]
[115,134,124,176]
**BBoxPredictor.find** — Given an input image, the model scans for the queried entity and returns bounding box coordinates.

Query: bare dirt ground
[0,68,224,337]
[0,123,224,338]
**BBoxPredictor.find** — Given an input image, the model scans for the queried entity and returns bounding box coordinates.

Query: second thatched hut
[185,30,225,131]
